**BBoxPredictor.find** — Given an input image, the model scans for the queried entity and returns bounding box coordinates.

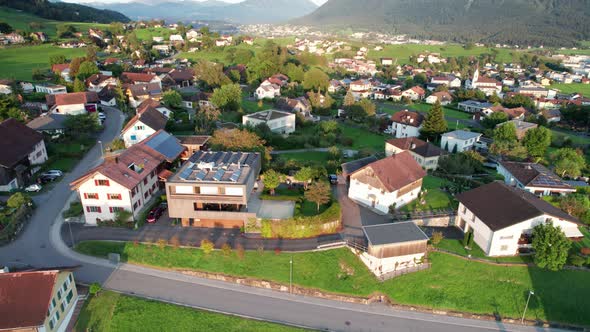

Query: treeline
[0,0,130,24]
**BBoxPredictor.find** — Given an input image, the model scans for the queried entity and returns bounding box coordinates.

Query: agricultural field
[550,83,590,97]
[0,44,86,80]
[178,37,294,64]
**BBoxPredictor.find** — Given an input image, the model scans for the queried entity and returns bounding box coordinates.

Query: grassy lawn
[400,176,456,212]
[339,125,385,152]
[297,200,329,217]
[550,129,590,146]
[0,44,86,80]
[434,239,534,264]
[368,44,518,64]
[75,242,590,326]
[134,27,173,42]
[278,152,330,162]
[409,103,472,120]
[241,95,274,114]
[74,291,306,332]
[45,157,78,172]
[550,83,590,97]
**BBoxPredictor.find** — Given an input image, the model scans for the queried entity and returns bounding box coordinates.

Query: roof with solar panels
[169,151,260,184]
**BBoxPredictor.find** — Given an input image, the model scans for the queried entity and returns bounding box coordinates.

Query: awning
[563,227,584,238]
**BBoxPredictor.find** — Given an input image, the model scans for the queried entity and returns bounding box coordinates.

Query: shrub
[274,248,281,255]
[156,239,167,250]
[7,192,31,209]
[89,282,102,296]
[569,254,586,267]
[431,231,444,245]
[200,239,214,254]
[221,243,232,256]
[257,244,264,255]
[62,201,83,218]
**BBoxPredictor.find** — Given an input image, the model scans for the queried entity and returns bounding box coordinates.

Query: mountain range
[0,0,130,23]
[295,0,590,47]
[88,0,318,24]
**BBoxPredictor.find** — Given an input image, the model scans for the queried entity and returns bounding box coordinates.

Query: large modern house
[455,182,583,257]
[348,151,426,214]
[441,130,482,153]
[165,151,262,228]
[242,109,296,135]
[497,161,575,196]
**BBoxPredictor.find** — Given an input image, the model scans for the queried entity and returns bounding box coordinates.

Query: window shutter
[109,207,113,213]
[94,180,98,186]
[86,206,90,212]
[105,180,110,186]
[98,207,102,213]
[84,193,88,199]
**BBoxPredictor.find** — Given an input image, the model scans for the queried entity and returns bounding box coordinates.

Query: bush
[569,254,586,267]
[200,239,214,254]
[156,239,167,250]
[236,243,245,260]
[431,231,444,245]
[259,202,341,239]
[89,283,102,295]
[221,243,232,256]
[62,201,83,218]
[7,192,31,209]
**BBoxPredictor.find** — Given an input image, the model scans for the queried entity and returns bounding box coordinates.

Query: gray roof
[442,130,482,140]
[363,222,429,246]
[244,109,292,122]
[26,113,68,131]
[459,100,493,108]
[141,131,185,162]
[340,156,378,176]
[170,151,260,184]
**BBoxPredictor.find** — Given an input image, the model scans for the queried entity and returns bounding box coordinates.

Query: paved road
[0,107,562,331]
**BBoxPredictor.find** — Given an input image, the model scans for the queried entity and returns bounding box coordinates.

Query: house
[279,97,312,117]
[121,106,168,147]
[181,92,213,110]
[389,110,424,138]
[496,120,537,140]
[0,79,12,94]
[542,109,562,123]
[177,135,210,159]
[85,74,117,92]
[243,109,296,135]
[20,82,35,93]
[0,119,48,191]
[381,57,394,66]
[497,161,575,196]
[0,268,78,332]
[455,182,583,256]
[430,76,461,88]
[169,34,184,43]
[71,131,185,225]
[126,83,162,108]
[46,92,99,115]
[441,130,482,152]
[186,29,202,42]
[51,63,71,82]
[401,86,425,101]
[254,80,281,100]
[348,151,427,213]
[166,69,195,88]
[165,150,262,228]
[359,222,429,277]
[97,85,117,106]
[349,79,372,99]
[328,80,343,93]
[27,113,69,135]
[385,137,447,170]
[242,36,254,45]
[514,86,549,98]
[121,72,161,87]
[373,88,402,101]
[425,91,453,105]
[35,83,67,95]
[457,100,493,114]
[340,156,379,181]
[136,98,173,119]
[466,68,502,96]
[30,31,48,42]
[486,105,528,120]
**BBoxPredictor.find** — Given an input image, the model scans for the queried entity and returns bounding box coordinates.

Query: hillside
[295,0,590,47]
[89,0,317,24]
[0,0,129,23]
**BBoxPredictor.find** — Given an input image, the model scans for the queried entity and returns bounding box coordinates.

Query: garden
[399,176,457,213]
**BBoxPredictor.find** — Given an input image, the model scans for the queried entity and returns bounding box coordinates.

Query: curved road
[0,107,559,331]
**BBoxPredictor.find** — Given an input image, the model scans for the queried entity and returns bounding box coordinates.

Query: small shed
[359,222,429,277]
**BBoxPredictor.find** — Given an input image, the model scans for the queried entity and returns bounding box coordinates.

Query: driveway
[257,200,295,219]
[335,182,391,238]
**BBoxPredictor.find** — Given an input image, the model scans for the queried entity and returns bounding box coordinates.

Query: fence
[377,263,432,281]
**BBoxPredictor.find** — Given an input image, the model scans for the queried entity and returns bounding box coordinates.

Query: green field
[368,44,521,64]
[339,125,385,152]
[550,83,590,97]
[76,242,590,326]
[435,239,534,264]
[179,37,294,64]
[75,291,306,332]
[278,151,331,163]
[550,129,590,146]
[0,44,86,80]
[0,6,109,39]
[409,103,472,120]
[401,176,456,212]
[134,27,173,42]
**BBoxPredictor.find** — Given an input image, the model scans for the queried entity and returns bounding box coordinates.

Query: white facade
[457,203,583,256]
[401,88,423,101]
[35,85,67,95]
[255,81,280,100]
[53,103,88,115]
[441,131,482,152]
[348,178,422,214]
[358,250,425,277]
[385,143,440,170]
[122,120,157,147]
[77,171,159,225]
[390,122,422,139]
[28,140,49,165]
[242,111,296,135]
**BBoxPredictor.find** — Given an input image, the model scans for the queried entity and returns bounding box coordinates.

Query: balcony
[169,193,245,204]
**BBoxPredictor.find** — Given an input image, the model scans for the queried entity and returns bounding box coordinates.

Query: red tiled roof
[121,72,157,83]
[391,110,424,127]
[0,271,58,329]
[54,92,99,106]
[386,137,446,158]
[352,151,426,192]
[51,63,69,73]
[137,98,161,114]
[121,106,168,134]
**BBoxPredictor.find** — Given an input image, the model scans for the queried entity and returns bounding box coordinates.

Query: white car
[24,184,42,192]
[98,112,106,121]
[43,170,63,177]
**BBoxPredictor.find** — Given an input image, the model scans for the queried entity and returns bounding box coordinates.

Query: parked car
[42,170,63,177]
[146,206,164,223]
[328,174,338,185]
[24,184,42,192]
[98,112,106,121]
[37,175,57,184]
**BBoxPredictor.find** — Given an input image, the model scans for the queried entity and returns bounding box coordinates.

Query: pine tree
[73,78,85,92]
[420,101,447,141]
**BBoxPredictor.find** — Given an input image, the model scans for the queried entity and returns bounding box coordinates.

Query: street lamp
[289,256,293,294]
[97,140,104,158]
[521,290,534,324]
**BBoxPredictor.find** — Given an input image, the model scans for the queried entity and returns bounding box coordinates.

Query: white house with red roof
[401,86,425,101]
[348,151,427,213]
[465,68,502,96]
[46,92,99,115]
[255,80,281,100]
[389,110,424,138]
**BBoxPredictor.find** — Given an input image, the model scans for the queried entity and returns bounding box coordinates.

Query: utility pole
[289,256,293,294]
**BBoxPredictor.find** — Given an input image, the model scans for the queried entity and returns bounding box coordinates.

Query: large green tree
[262,169,285,196]
[193,60,230,89]
[420,101,447,141]
[294,167,314,190]
[162,90,182,108]
[522,126,551,158]
[303,68,329,92]
[210,84,242,112]
[532,222,571,271]
[551,148,586,178]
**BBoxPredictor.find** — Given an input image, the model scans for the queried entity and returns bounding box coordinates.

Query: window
[471,214,475,222]
[151,183,156,190]
[86,206,101,213]
[107,193,122,200]
[95,179,110,186]
[55,310,60,321]
[57,289,62,300]
[500,245,508,251]
[462,206,467,214]
[66,290,74,302]
[60,302,65,312]
[144,191,149,199]
[135,125,144,130]
[130,135,137,141]
[143,178,148,185]
[84,193,99,199]
[109,207,124,213]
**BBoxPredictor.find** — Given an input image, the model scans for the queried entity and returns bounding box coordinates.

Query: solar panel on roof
[195,169,207,181]
[229,169,241,182]
[179,167,192,180]
[221,152,232,164]
[212,168,225,181]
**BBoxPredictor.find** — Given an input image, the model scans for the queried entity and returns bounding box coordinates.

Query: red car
[146,206,164,223]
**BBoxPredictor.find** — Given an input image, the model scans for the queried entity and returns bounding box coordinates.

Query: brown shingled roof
[121,72,157,84]
[122,106,168,134]
[0,119,44,168]
[0,270,58,329]
[386,137,446,158]
[54,92,99,106]
[352,151,426,192]
[391,110,424,127]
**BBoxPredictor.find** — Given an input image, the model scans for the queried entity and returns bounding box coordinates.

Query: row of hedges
[0,205,33,245]
[255,202,341,239]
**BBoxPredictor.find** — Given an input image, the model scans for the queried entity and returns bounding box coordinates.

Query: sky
[64,0,328,5]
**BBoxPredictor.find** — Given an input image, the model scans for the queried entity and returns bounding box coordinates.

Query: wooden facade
[368,240,428,258]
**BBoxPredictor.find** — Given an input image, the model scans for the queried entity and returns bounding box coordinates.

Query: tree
[493,122,517,143]
[0,22,13,34]
[193,60,230,89]
[532,222,571,271]
[262,169,285,195]
[420,101,447,141]
[63,113,101,136]
[86,46,98,62]
[558,194,590,224]
[162,90,182,108]
[194,106,220,134]
[343,90,355,108]
[49,55,67,66]
[109,138,126,151]
[504,94,534,109]
[522,126,551,158]
[210,128,270,163]
[56,24,76,38]
[210,84,242,112]
[68,57,83,80]
[481,112,508,129]
[284,63,304,83]
[357,99,376,117]
[303,68,329,92]
[77,61,99,80]
[550,148,586,178]
[294,167,314,190]
[7,192,31,209]
[200,239,214,254]
[73,78,85,92]
[320,120,339,134]
[304,181,332,212]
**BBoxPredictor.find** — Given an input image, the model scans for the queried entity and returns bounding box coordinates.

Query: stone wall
[409,215,456,227]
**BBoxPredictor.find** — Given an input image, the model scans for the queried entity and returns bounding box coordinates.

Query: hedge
[257,202,341,239]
